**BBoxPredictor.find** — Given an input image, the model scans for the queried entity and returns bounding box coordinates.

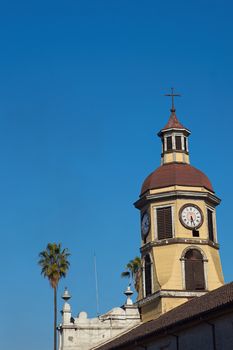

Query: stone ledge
[137,289,207,307]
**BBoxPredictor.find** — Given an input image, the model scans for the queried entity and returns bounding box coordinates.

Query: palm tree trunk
[54,286,57,350]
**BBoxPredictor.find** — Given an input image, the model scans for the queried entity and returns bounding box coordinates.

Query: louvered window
[185,249,205,290]
[166,136,172,151]
[145,254,152,296]
[175,136,182,150]
[207,209,214,241]
[157,207,173,240]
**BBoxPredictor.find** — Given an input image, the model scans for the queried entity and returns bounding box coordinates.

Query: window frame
[180,247,208,291]
[142,253,154,298]
[175,135,182,150]
[166,136,173,151]
[153,204,174,241]
[206,206,217,243]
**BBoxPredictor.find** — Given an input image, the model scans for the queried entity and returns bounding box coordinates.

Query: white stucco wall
[59,289,141,350]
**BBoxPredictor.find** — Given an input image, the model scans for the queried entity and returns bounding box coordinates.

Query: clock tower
[134,95,224,322]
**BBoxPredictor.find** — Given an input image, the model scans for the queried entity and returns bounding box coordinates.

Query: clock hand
[190,215,195,226]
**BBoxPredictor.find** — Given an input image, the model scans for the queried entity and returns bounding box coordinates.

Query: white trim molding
[137,289,207,307]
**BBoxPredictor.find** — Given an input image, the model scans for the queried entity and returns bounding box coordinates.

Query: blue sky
[1,1,233,349]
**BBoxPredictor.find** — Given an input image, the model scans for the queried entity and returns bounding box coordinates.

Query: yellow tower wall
[151,244,223,291]
[137,184,224,323]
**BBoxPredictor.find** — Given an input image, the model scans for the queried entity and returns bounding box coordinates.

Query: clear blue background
[0,1,233,349]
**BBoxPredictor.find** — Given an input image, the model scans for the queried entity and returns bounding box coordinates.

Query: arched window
[184,249,205,291]
[144,254,152,296]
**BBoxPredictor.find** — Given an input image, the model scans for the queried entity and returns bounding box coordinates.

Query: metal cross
[165,88,181,111]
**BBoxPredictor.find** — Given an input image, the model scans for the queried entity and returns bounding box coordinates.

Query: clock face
[141,212,150,238]
[179,204,203,230]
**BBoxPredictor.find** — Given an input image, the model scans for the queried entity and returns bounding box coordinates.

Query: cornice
[58,324,78,330]
[140,238,219,254]
[137,289,207,307]
[134,189,221,209]
[162,150,189,156]
[158,127,190,137]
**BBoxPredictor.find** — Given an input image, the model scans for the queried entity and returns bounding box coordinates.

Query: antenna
[94,252,100,316]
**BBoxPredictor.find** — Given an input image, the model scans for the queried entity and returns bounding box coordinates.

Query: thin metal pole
[94,252,100,316]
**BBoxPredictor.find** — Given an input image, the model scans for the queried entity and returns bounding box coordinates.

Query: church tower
[134,92,224,322]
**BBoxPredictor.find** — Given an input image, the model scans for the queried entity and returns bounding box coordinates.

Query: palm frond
[38,242,70,289]
[121,256,142,291]
[121,271,130,278]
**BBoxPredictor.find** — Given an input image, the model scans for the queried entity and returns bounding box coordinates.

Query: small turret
[158,88,190,165]
[61,287,71,325]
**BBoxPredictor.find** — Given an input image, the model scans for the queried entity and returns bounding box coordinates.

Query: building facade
[59,97,228,350]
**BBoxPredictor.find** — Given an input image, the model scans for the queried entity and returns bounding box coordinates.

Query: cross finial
[165,88,181,113]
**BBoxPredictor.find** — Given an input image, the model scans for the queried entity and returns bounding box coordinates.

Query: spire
[162,113,186,130]
[158,88,190,133]
[162,88,188,131]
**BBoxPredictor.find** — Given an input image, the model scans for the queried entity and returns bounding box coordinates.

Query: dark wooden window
[161,138,165,154]
[145,254,152,296]
[184,137,187,151]
[157,207,173,240]
[175,136,182,150]
[166,136,172,151]
[185,249,205,290]
[207,209,214,241]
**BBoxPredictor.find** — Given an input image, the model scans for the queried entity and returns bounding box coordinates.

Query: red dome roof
[141,163,214,195]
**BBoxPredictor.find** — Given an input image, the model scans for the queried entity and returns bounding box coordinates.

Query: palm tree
[38,243,70,350]
[121,256,141,292]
